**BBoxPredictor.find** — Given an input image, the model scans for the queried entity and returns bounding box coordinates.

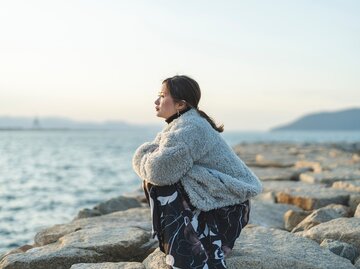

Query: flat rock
[249,200,302,229]
[300,169,360,184]
[275,184,351,210]
[299,217,360,251]
[71,262,145,269]
[35,208,151,246]
[251,167,310,181]
[143,226,355,269]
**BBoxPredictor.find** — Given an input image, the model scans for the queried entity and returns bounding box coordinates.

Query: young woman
[132,75,262,269]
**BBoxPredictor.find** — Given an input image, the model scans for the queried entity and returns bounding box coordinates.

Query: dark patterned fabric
[143,181,250,269]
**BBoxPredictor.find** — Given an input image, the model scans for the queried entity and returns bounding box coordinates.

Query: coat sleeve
[132,122,211,186]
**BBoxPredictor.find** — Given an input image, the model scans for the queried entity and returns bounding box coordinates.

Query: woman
[132,75,262,269]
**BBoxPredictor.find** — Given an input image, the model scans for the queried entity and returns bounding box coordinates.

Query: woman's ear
[176,100,187,110]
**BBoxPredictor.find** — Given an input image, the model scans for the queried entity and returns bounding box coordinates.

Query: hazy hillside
[0,116,162,131]
[270,108,360,131]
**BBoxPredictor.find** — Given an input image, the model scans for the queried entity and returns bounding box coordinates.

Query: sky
[0,0,359,131]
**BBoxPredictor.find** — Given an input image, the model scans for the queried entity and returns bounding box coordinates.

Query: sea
[0,128,359,255]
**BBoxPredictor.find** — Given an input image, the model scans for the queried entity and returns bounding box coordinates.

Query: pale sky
[0,0,359,131]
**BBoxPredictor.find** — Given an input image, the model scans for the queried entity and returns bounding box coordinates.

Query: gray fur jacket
[132,108,263,211]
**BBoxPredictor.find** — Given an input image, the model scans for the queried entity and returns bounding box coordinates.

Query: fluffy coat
[132,108,263,211]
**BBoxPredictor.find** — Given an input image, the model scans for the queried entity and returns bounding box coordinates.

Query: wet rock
[291,204,351,232]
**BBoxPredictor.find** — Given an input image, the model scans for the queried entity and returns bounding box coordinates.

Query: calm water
[1,128,359,254]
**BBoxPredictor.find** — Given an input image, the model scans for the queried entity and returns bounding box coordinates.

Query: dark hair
[162,75,224,133]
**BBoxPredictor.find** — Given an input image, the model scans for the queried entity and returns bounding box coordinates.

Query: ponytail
[197,109,224,133]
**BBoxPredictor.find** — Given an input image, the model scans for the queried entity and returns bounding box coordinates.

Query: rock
[333,180,360,193]
[142,226,356,269]
[249,200,302,229]
[349,194,360,215]
[356,257,360,268]
[275,184,351,210]
[355,204,360,218]
[0,208,155,269]
[227,226,355,269]
[71,262,145,269]
[291,204,351,232]
[251,167,310,181]
[142,248,167,269]
[299,217,360,251]
[252,191,276,203]
[320,239,359,264]
[35,208,151,246]
[300,169,360,185]
[284,209,311,231]
[75,196,142,219]
[295,160,322,173]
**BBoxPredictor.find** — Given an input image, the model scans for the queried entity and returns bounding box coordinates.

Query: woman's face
[154,83,181,119]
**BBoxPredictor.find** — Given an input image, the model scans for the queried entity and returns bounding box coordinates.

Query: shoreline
[1,141,360,268]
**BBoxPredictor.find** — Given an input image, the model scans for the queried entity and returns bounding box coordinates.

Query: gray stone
[291,204,351,232]
[252,191,276,203]
[71,262,145,269]
[299,217,360,251]
[355,204,360,218]
[275,184,351,210]
[249,200,302,229]
[333,180,360,193]
[75,196,142,219]
[251,166,310,181]
[35,208,151,246]
[300,170,360,184]
[320,239,359,264]
[284,209,311,231]
[349,194,360,214]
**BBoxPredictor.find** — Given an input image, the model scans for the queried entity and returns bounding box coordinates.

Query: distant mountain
[0,116,162,131]
[270,108,360,131]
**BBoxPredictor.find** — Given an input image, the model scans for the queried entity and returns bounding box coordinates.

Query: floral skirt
[143,181,251,269]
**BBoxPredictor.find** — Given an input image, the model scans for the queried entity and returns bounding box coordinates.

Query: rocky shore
[1,142,360,269]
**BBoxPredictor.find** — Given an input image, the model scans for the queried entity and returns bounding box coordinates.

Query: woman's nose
[154,97,160,105]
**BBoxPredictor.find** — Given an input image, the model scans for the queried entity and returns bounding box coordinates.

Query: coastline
[1,141,360,268]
